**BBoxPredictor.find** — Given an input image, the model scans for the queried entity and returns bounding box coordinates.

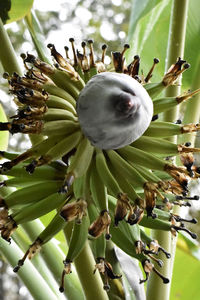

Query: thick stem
[74,241,109,300]
[181,56,200,145]
[162,0,189,123]
[64,225,109,300]
[147,1,189,300]
[0,18,22,75]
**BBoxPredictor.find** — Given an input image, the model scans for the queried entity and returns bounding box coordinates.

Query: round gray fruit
[76,72,153,149]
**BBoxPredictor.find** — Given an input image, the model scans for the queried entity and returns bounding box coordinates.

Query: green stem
[181,55,200,145]
[147,1,189,300]
[25,11,52,63]
[74,241,109,300]
[162,0,189,123]
[0,237,59,300]
[64,225,109,300]
[0,18,22,75]
[22,220,84,300]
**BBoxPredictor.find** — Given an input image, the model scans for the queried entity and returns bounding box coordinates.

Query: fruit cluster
[0,39,200,291]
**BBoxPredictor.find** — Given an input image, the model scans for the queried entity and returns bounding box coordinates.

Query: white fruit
[76,72,153,149]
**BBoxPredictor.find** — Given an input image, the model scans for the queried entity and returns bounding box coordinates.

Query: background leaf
[127,0,200,89]
[1,0,34,24]
[170,248,200,300]
[128,0,166,40]
[0,104,9,151]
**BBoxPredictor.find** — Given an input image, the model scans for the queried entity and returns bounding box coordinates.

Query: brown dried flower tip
[112,44,130,73]
[114,193,131,226]
[144,182,162,218]
[162,57,189,87]
[180,152,194,174]
[13,238,42,273]
[60,198,87,223]
[127,55,140,78]
[23,53,54,75]
[127,204,144,225]
[149,239,171,258]
[144,58,160,83]
[0,208,9,226]
[0,216,17,243]
[88,210,111,239]
[165,165,189,190]
[94,258,122,291]
[59,259,72,293]
[140,259,169,284]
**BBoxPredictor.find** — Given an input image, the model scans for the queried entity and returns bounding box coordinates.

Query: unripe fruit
[76,72,153,149]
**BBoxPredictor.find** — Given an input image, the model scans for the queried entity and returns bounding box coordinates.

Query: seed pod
[76,72,153,149]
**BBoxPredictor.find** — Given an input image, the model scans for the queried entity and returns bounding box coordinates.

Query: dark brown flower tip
[172,225,197,239]
[127,55,140,78]
[114,193,130,226]
[0,216,17,242]
[23,54,54,75]
[162,57,189,87]
[60,198,87,222]
[149,240,171,259]
[94,258,121,291]
[3,72,10,79]
[171,214,197,224]
[59,260,72,293]
[145,58,160,83]
[144,182,160,218]
[165,164,189,189]
[13,239,42,273]
[88,210,111,239]
[176,194,199,201]
[127,205,144,225]
[102,44,108,50]
[180,153,194,174]
[140,259,169,284]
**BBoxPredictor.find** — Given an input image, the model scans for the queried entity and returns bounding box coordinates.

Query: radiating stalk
[147,1,189,300]
[0,18,22,75]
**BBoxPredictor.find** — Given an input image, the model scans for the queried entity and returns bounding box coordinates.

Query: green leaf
[177,233,200,260]
[0,104,9,151]
[127,0,200,89]
[1,0,34,24]
[170,248,200,300]
[127,0,171,82]
[25,11,52,63]
[128,0,166,40]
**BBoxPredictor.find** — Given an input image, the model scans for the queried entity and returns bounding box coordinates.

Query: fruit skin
[76,72,153,149]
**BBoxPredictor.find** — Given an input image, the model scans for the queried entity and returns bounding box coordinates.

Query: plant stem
[64,225,109,300]
[74,241,109,300]
[181,55,200,145]
[0,18,22,75]
[0,237,59,300]
[147,1,189,300]
[162,0,189,123]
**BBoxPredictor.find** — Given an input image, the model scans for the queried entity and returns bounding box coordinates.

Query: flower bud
[77,72,153,149]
